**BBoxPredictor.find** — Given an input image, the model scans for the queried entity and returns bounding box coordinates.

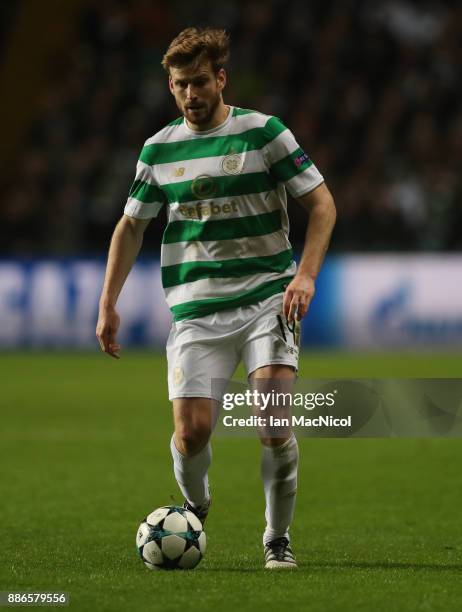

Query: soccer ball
[136,505,206,570]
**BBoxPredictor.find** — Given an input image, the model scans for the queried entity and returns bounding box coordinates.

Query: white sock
[261,433,299,546]
[170,434,211,508]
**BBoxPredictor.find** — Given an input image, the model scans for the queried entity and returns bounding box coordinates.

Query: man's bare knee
[174,425,211,455]
[172,397,216,456]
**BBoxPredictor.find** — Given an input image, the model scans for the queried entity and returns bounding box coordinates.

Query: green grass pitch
[1,351,462,612]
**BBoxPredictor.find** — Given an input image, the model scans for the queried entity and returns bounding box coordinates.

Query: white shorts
[166,292,301,401]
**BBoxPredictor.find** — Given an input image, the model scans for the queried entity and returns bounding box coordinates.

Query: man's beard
[182,94,221,126]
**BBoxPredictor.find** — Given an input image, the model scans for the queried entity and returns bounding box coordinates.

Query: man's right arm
[96,214,151,358]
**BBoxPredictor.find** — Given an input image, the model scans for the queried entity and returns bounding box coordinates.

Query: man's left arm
[283,182,336,322]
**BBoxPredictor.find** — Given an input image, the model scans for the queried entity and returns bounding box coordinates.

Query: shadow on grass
[201,561,462,572]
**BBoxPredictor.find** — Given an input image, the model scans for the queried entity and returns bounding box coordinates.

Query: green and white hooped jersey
[124,106,324,321]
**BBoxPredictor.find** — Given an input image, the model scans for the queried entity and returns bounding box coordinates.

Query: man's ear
[217,68,227,92]
[168,75,174,95]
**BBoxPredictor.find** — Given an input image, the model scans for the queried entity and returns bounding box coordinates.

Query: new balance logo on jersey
[173,167,185,177]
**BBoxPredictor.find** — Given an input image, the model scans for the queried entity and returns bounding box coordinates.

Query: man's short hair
[162,27,230,74]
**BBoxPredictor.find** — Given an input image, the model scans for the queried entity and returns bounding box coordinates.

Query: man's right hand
[96,306,121,359]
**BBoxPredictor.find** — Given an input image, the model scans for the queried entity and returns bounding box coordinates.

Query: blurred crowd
[1,0,461,254]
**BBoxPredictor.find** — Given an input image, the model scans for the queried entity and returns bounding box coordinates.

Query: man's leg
[250,364,299,568]
[170,397,218,519]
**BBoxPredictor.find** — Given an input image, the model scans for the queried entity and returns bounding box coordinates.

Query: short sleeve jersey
[124,106,324,321]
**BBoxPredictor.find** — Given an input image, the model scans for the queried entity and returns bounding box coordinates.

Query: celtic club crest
[221,153,244,175]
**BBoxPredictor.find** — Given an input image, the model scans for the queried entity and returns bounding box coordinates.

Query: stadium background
[1,1,462,611]
[1,0,461,349]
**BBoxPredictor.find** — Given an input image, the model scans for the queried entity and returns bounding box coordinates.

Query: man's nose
[186,84,197,100]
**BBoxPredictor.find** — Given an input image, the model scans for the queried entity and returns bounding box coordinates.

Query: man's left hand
[283,275,316,322]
